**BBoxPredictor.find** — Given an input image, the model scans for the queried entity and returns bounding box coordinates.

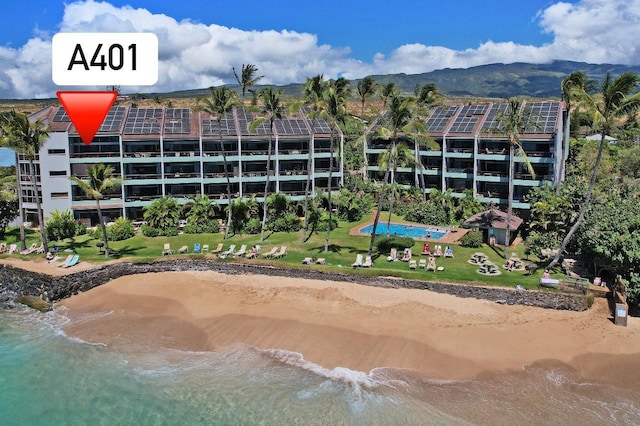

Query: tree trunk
[547,132,607,269]
[504,143,515,259]
[219,126,233,239]
[29,158,47,252]
[96,198,109,257]
[325,131,334,253]
[260,124,273,242]
[301,134,313,243]
[415,140,426,202]
[367,142,394,256]
[387,178,395,235]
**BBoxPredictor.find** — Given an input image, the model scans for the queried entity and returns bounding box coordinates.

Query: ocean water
[2,305,640,425]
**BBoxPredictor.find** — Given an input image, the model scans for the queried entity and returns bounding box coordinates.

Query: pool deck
[350,214,469,245]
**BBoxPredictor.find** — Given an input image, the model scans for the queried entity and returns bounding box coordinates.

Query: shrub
[459,229,483,248]
[46,210,84,241]
[108,217,135,241]
[182,223,218,234]
[403,202,448,225]
[374,235,415,254]
[141,224,178,237]
[268,214,302,233]
[243,218,262,234]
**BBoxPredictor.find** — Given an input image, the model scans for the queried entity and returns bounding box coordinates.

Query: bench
[561,275,590,294]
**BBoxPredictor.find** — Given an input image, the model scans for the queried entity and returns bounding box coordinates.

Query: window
[51,192,69,199]
[48,149,66,155]
[50,170,67,177]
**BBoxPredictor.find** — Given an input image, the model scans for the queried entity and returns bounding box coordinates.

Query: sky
[0,0,639,99]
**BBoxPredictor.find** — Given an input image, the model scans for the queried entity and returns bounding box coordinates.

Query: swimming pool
[358,223,447,240]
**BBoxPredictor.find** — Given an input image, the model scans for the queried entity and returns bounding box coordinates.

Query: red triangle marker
[56,91,118,145]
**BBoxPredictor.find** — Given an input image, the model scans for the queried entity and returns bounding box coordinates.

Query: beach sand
[58,270,640,386]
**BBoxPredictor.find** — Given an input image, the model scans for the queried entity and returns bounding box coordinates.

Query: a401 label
[52,33,158,86]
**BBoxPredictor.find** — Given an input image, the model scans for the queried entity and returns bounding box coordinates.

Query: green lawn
[2,215,555,291]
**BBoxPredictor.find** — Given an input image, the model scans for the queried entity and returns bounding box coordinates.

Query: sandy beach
[57,270,640,386]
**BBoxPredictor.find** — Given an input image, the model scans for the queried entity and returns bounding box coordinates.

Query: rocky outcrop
[0,259,592,311]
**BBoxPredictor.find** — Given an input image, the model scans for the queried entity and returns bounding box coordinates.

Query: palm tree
[184,194,216,230]
[301,74,328,242]
[69,163,123,257]
[367,93,420,256]
[548,72,640,269]
[196,86,239,239]
[0,111,50,252]
[379,82,397,108]
[318,83,349,252]
[489,98,536,259]
[378,142,422,233]
[357,76,378,117]
[143,196,181,231]
[233,64,264,98]
[250,87,284,241]
[414,83,442,109]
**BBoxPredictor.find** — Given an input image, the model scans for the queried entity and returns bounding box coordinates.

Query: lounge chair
[262,247,278,258]
[421,243,431,256]
[418,258,426,269]
[400,248,412,262]
[433,245,443,257]
[48,255,61,263]
[301,257,312,265]
[362,255,373,268]
[444,246,454,258]
[386,248,398,262]
[36,244,45,254]
[178,245,189,254]
[8,244,17,254]
[409,259,417,269]
[352,253,364,268]
[193,243,202,254]
[58,254,73,267]
[426,257,436,271]
[162,243,173,255]
[211,243,224,254]
[234,245,247,258]
[0,243,5,254]
[273,246,287,259]
[63,254,80,268]
[20,243,37,255]
[202,244,209,252]
[315,258,326,265]
[219,245,236,259]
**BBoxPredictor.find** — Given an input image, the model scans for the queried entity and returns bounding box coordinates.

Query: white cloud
[1,0,640,98]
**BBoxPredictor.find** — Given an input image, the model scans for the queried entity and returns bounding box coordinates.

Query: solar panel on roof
[481,103,509,132]
[98,107,125,133]
[202,110,236,136]
[276,119,310,135]
[123,108,162,134]
[164,108,191,134]
[53,107,70,122]
[522,101,559,133]
[426,106,458,133]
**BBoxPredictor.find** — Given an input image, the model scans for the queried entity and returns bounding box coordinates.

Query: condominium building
[19,105,343,226]
[365,100,568,209]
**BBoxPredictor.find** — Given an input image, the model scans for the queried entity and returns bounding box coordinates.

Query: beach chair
[162,243,173,255]
[262,247,278,258]
[219,245,236,259]
[315,258,326,265]
[48,254,61,263]
[211,243,224,254]
[63,254,80,268]
[202,244,209,252]
[301,257,312,265]
[386,248,398,262]
[418,258,427,269]
[273,246,287,259]
[409,259,417,269]
[362,255,373,268]
[433,245,443,257]
[426,257,436,271]
[444,246,454,258]
[178,245,188,254]
[58,254,73,267]
[233,244,247,258]
[352,253,364,268]
[421,243,431,256]
[36,244,45,254]
[8,244,17,255]
[20,243,37,255]
[0,243,6,254]
[193,243,201,254]
[401,248,412,262]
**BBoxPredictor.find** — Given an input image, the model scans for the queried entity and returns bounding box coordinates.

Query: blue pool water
[359,223,447,240]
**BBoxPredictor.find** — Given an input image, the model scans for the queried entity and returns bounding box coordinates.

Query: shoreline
[57,270,640,387]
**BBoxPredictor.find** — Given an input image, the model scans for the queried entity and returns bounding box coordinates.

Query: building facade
[19,105,343,226]
[365,100,569,209]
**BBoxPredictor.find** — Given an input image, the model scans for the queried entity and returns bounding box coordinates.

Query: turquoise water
[359,223,447,240]
[2,303,640,425]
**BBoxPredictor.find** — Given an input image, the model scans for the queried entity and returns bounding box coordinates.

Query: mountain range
[155,60,640,101]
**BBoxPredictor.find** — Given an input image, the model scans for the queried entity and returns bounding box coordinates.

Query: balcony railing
[123,174,161,180]
[164,172,201,179]
[123,152,161,158]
